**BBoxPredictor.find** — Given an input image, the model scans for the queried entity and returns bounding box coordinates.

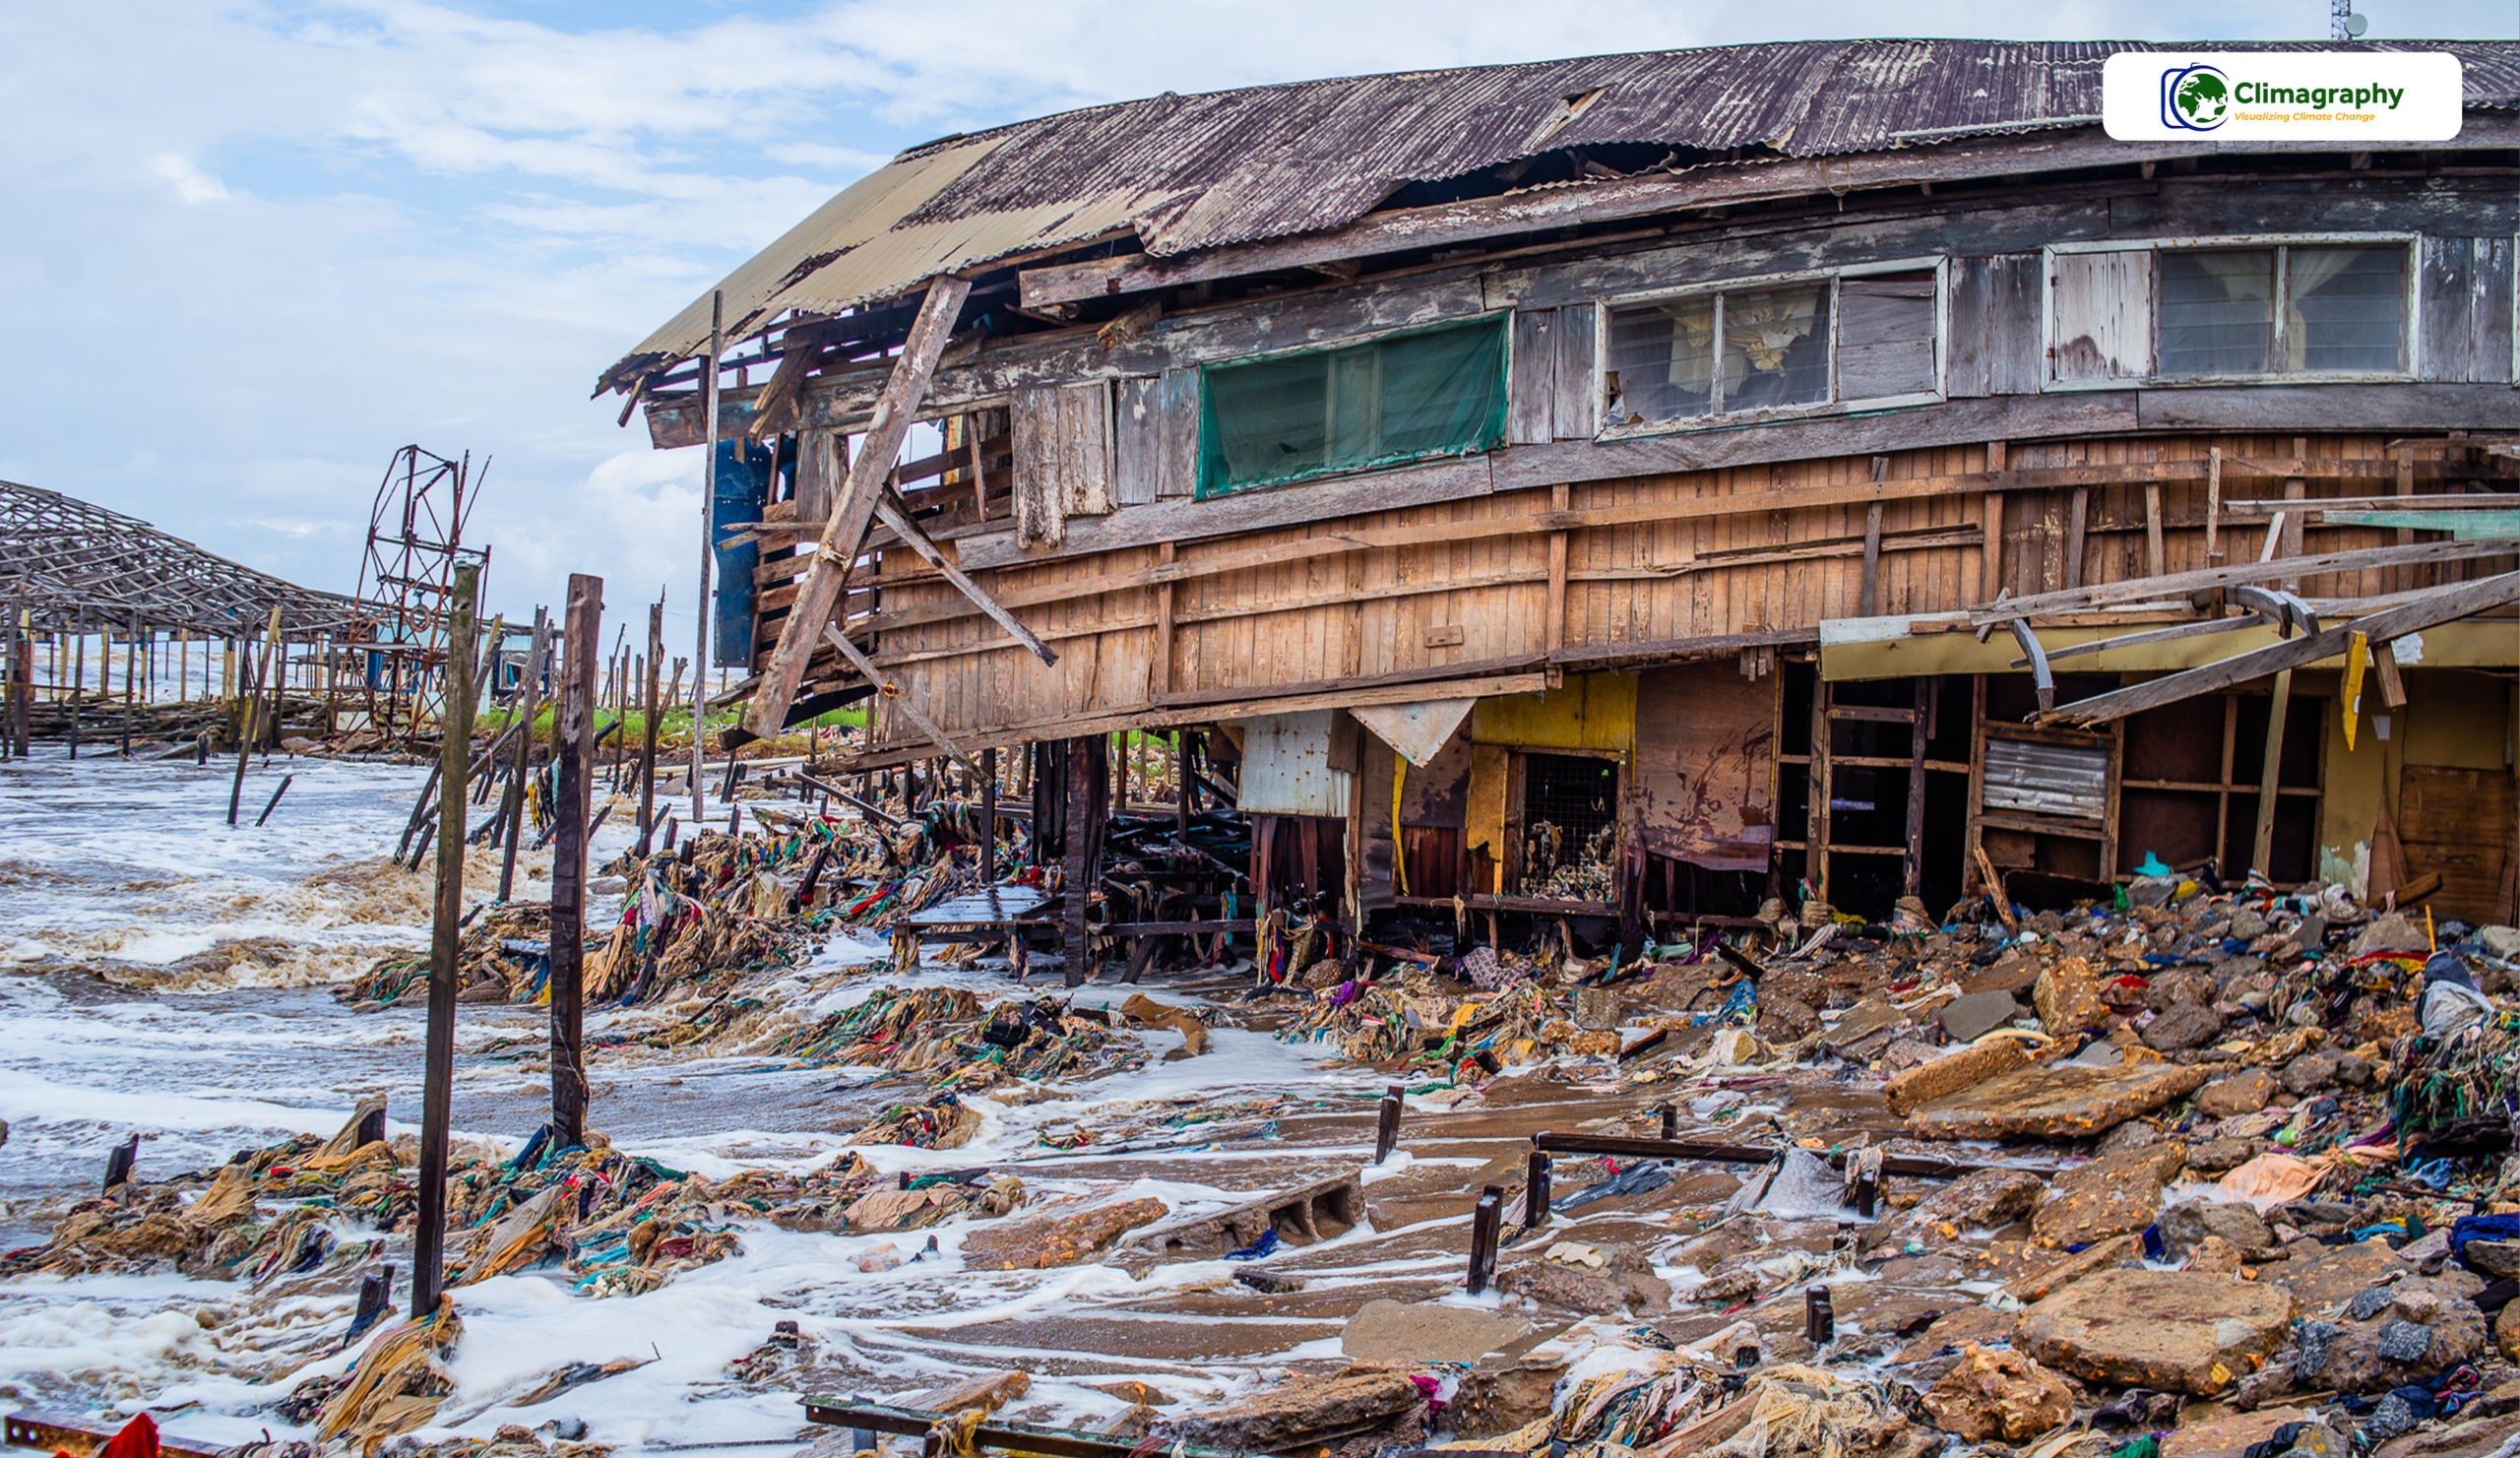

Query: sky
[3,1,2511,638]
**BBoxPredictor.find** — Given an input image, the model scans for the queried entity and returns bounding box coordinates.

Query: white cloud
[153,154,230,203]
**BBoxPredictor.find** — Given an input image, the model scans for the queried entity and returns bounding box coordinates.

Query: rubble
[2018,1269,2295,1394]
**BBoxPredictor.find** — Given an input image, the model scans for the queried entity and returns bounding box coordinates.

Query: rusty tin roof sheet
[613,38,2517,382]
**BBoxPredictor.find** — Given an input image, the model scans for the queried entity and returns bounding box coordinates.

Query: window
[2157,244,2406,377]
[1195,317,1506,497]
[1603,265,1939,431]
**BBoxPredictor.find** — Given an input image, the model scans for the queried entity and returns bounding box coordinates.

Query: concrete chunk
[2018,1268,2294,1395]
[1885,1037,2032,1116]
[1907,1061,2213,1140]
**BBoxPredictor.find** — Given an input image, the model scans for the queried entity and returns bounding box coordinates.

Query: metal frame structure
[348,445,491,741]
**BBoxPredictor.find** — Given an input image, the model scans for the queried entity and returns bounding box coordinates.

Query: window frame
[1192,312,1511,499]
[1592,255,1948,441]
[2041,232,2420,391]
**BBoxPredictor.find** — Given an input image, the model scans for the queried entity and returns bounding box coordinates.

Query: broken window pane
[2288,247,2403,372]
[1720,284,1831,411]
[1604,296,1715,425]
[2158,249,2273,376]
[1197,317,1506,497]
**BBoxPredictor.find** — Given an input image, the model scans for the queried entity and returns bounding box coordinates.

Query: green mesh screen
[1197,317,1507,498]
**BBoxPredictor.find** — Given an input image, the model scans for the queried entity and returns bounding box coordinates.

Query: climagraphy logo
[2162,63,2233,130]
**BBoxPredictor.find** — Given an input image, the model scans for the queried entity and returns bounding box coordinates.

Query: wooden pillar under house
[549,575,602,1150]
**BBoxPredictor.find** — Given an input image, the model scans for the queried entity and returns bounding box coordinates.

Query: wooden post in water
[412,561,478,1320]
[1466,1185,1503,1295]
[1372,1084,1404,1164]
[550,574,602,1151]
[1524,1143,1552,1231]
[499,608,547,902]
[638,601,662,855]
[691,290,722,834]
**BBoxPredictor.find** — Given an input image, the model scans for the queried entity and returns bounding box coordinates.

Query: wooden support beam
[1153,541,1177,697]
[821,622,977,775]
[412,562,477,1320]
[2041,570,2520,726]
[1971,539,2511,623]
[871,493,1057,666]
[1545,483,1570,651]
[1806,674,1829,904]
[746,276,972,737]
[2063,485,2089,591]
[1859,501,1884,616]
[2144,480,2166,578]
[2251,668,2293,877]
[2372,639,2410,709]
[550,574,600,1152]
[1903,677,1929,897]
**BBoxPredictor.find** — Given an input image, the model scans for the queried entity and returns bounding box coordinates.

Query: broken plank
[746,276,972,737]
[871,494,1058,666]
[821,622,978,775]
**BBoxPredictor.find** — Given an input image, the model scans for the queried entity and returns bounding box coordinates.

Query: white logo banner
[2102,51,2465,142]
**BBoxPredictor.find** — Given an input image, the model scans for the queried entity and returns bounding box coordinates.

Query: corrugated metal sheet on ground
[1983,736,2109,820]
[612,39,2517,378]
[1231,709,1354,817]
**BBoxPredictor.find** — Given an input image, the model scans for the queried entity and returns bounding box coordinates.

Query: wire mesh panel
[1521,752,1619,901]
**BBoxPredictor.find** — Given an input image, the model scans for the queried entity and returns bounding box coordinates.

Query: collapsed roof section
[597,38,2519,394]
[0,478,362,638]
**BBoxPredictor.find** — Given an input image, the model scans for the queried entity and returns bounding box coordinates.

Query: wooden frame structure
[612,42,2520,966]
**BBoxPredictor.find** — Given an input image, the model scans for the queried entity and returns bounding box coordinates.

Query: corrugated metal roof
[610,38,2518,385]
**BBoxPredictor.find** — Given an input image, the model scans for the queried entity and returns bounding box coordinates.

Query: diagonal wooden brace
[873,493,1058,666]
[744,276,971,739]
[821,621,978,776]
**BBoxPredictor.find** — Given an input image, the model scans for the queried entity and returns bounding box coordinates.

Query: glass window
[1605,296,1716,423]
[2157,243,2406,378]
[1720,285,1831,412]
[1605,270,1915,429]
[2159,250,2274,376]
[2288,247,2403,372]
[1197,317,1505,498]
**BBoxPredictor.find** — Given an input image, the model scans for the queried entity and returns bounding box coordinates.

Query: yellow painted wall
[1466,743,1511,895]
[2318,666,2516,894]
[1470,672,1638,750]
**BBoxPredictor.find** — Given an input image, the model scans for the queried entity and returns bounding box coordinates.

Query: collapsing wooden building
[602,38,2520,974]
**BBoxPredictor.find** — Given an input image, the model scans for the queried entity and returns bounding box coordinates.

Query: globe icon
[2174,70,2231,127]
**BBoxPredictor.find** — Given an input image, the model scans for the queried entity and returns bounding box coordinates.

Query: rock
[2035,957,2110,1037]
[1884,1038,2031,1116]
[960,1197,1166,1270]
[1707,1028,1763,1065]
[2495,1301,2520,1363]
[1496,1260,1630,1314]
[2186,1137,2257,1173]
[2145,999,2226,1051]
[1909,1062,2214,1141]
[1341,1300,1524,1365]
[2469,1240,2520,1279]
[2195,1070,2278,1118]
[1965,956,2044,995]
[2017,1269,2294,1395]
[1092,1380,1173,1407]
[2349,913,2430,955]
[2160,1198,2276,1259]
[2096,1117,2167,1154]
[2334,1053,2374,1087]
[2267,1238,2403,1307]
[1922,1344,2074,1443]
[1691,1269,1761,1304]
[2161,1409,2318,1458]
[1154,1369,1427,1451]
[2299,1278,2488,1394]
[1233,1268,1306,1295]
[1758,996,1819,1042]
[2007,1232,2144,1303]
[1897,1305,2021,1362]
[1942,990,2024,1042]
[2230,909,2269,940]
[1902,1168,2048,1236]
[2281,1051,2341,1096]
[2187,1235,2243,1274]
[2032,1143,2188,1248]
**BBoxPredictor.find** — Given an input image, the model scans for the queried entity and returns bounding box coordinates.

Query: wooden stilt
[550,575,602,1150]
[411,562,478,1319]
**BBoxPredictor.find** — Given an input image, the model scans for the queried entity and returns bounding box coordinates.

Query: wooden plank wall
[854,429,2503,749]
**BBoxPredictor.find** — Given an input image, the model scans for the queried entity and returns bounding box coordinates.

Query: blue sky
[3,1,2511,635]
